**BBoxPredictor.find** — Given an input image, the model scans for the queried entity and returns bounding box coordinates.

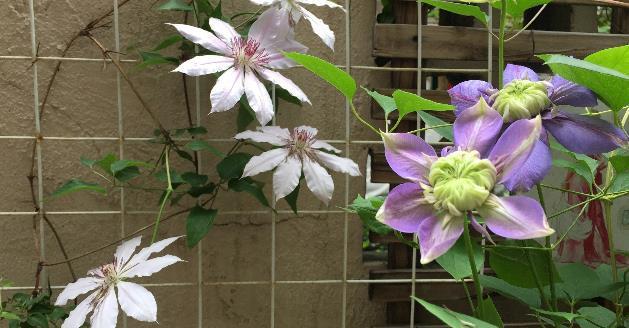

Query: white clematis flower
[250,0,344,50]
[235,126,361,204]
[55,236,183,328]
[168,7,311,125]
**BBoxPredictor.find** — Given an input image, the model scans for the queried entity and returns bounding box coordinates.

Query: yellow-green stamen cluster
[423,150,497,217]
[492,79,550,122]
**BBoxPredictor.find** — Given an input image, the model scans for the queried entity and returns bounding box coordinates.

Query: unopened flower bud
[425,151,496,217]
[493,80,550,122]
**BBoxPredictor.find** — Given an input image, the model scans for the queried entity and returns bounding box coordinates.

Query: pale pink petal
[117,282,157,322]
[125,236,182,270]
[123,255,182,278]
[242,148,289,177]
[265,38,308,69]
[89,287,118,328]
[258,126,292,139]
[315,151,360,176]
[166,23,230,55]
[244,69,274,125]
[234,130,287,146]
[55,277,102,306]
[258,68,311,104]
[311,140,341,153]
[208,18,239,45]
[303,157,334,204]
[210,67,245,113]
[298,0,344,9]
[61,293,96,328]
[300,6,336,50]
[249,0,279,4]
[296,125,318,135]
[273,155,302,199]
[248,7,291,50]
[114,236,142,270]
[173,55,233,76]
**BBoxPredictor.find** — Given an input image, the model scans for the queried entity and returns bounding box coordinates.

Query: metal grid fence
[0,0,493,327]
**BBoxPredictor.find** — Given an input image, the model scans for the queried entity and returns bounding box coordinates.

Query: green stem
[407,123,453,135]
[524,243,552,311]
[151,147,173,244]
[498,0,507,88]
[463,217,483,319]
[350,102,380,135]
[602,165,622,325]
[539,183,592,197]
[536,184,558,312]
[460,278,476,316]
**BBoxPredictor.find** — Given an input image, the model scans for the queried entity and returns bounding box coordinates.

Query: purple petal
[453,98,503,157]
[543,111,627,154]
[382,133,437,184]
[504,64,540,84]
[489,116,542,184]
[548,76,598,107]
[471,217,495,245]
[501,135,552,192]
[379,183,435,233]
[448,80,495,115]
[418,214,465,264]
[478,195,554,239]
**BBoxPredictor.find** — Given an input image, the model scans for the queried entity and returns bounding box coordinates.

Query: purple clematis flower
[376,99,555,264]
[448,64,627,191]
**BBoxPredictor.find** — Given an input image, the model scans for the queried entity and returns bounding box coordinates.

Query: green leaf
[347,195,391,235]
[195,0,214,16]
[188,183,216,198]
[412,297,499,328]
[181,172,209,187]
[284,52,356,100]
[553,159,594,185]
[155,168,185,184]
[555,263,602,301]
[363,87,396,118]
[478,275,541,308]
[51,179,106,198]
[595,264,629,304]
[110,160,150,175]
[585,45,629,76]
[477,297,503,327]
[417,111,454,141]
[393,90,454,123]
[576,306,616,328]
[186,126,208,135]
[217,153,252,180]
[0,312,20,320]
[422,0,488,26]
[152,35,184,51]
[26,313,49,328]
[228,178,270,207]
[138,51,180,68]
[284,180,301,214]
[538,54,629,111]
[610,171,629,194]
[489,240,558,288]
[95,153,117,175]
[532,308,581,323]
[185,140,225,158]
[436,236,484,280]
[492,0,552,18]
[609,149,629,174]
[237,98,256,132]
[157,0,193,11]
[114,166,141,182]
[186,205,217,248]
[274,86,303,106]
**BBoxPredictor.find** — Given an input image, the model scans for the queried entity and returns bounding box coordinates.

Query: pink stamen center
[231,37,270,67]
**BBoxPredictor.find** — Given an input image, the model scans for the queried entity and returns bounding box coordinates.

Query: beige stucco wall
[0,0,389,327]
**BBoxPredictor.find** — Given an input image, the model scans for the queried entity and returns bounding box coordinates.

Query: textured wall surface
[0,0,389,327]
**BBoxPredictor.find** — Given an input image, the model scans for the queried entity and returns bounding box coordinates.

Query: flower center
[424,150,496,217]
[492,79,550,122]
[287,128,315,158]
[232,37,270,68]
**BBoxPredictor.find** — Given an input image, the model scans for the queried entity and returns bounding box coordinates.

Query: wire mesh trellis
[0,0,495,327]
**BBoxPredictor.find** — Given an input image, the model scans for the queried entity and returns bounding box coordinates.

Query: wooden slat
[374,24,629,60]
